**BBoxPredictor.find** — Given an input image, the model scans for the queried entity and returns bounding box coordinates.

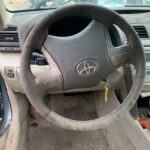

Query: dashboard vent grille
[0,26,20,52]
[3,26,17,31]
[145,53,150,62]
[0,32,18,42]
[132,26,148,38]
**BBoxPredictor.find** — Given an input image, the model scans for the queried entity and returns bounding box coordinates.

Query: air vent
[132,26,148,38]
[145,53,150,62]
[3,26,17,31]
[0,26,20,52]
[0,32,18,42]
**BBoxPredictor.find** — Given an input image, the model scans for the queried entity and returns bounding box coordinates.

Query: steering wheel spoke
[35,67,62,92]
[34,47,63,92]
[109,44,132,69]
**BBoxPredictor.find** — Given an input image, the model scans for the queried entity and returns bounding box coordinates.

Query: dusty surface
[26,92,109,150]
[27,115,110,150]
[5,0,31,10]
[5,0,52,10]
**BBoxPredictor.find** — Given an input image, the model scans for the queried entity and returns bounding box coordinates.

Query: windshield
[5,0,150,11]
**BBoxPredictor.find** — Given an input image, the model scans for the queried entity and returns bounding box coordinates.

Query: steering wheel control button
[5,67,16,80]
[35,58,48,66]
[31,52,48,65]
[76,59,99,76]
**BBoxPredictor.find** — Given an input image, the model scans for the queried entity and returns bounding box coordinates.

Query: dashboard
[0,9,150,95]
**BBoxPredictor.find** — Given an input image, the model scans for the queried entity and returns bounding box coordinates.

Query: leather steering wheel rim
[20,4,145,131]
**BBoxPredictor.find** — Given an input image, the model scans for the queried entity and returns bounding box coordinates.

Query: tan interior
[0,1,150,150]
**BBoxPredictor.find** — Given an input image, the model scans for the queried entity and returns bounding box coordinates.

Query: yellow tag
[104,85,109,103]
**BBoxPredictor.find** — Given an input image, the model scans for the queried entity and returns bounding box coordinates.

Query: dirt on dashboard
[5,0,53,10]
[5,0,32,10]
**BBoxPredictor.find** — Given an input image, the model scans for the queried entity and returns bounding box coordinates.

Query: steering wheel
[20,4,145,131]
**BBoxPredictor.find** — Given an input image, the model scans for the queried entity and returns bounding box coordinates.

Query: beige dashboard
[0,53,49,93]
[0,52,124,94]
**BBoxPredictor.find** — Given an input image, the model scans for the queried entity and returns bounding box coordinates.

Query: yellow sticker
[104,85,109,103]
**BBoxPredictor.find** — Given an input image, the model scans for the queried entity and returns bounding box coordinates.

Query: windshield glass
[5,0,150,11]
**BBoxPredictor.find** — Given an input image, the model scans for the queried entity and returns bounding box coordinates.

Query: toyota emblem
[76,59,99,76]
